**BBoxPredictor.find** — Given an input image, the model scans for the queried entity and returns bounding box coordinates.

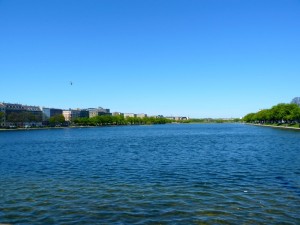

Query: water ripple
[0,124,300,224]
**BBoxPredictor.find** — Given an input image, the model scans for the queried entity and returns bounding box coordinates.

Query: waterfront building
[2,103,42,127]
[42,107,63,121]
[165,116,175,120]
[23,105,43,123]
[79,110,89,118]
[165,116,189,121]
[291,97,300,106]
[88,109,98,118]
[136,113,147,118]
[112,112,124,117]
[123,113,136,118]
[63,109,81,122]
[174,116,189,121]
[87,107,111,118]
[0,103,5,127]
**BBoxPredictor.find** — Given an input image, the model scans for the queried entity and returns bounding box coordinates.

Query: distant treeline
[63,116,241,127]
[0,111,242,128]
[243,103,300,124]
[72,115,171,126]
[178,118,241,123]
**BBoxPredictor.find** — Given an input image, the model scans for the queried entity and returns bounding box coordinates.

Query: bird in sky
[70,81,73,86]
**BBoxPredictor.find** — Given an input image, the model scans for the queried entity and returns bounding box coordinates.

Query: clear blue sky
[0,0,299,118]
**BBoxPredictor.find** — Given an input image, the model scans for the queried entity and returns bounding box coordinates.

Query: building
[112,112,124,117]
[63,109,81,122]
[291,97,300,106]
[165,116,175,120]
[0,103,5,127]
[165,116,189,121]
[62,110,72,122]
[63,107,112,121]
[23,105,43,123]
[123,113,136,118]
[2,103,42,127]
[79,110,89,118]
[87,107,111,118]
[175,116,189,121]
[136,113,147,118]
[42,108,63,121]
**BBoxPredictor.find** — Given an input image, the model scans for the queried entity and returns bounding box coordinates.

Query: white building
[166,116,189,121]
[63,109,80,122]
[136,113,147,118]
[112,112,124,116]
[123,113,136,118]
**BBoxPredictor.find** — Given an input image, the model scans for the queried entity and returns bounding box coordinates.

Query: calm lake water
[0,124,299,224]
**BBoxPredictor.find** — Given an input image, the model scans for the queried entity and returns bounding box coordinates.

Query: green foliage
[0,112,4,120]
[242,103,300,124]
[73,115,172,126]
[175,118,241,123]
[49,114,65,125]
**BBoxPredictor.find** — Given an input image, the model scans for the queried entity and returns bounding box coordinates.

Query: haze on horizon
[0,0,299,118]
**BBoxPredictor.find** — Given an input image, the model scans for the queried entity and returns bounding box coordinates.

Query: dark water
[0,124,299,224]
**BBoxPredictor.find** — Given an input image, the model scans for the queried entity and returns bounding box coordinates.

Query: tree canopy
[243,103,300,124]
[49,114,65,126]
[73,115,171,126]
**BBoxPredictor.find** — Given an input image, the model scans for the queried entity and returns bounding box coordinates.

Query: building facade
[166,116,189,121]
[63,109,81,122]
[123,113,136,118]
[136,113,147,118]
[42,108,63,121]
[2,103,42,127]
[0,103,5,127]
[291,97,300,106]
[79,110,89,118]
[112,112,124,117]
[87,107,111,118]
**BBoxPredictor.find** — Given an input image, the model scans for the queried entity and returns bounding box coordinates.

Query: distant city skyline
[1,0,299,118]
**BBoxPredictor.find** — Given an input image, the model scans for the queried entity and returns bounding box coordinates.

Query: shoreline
[0,126,101,132]
[0,122,240,132]
[246,123,300,131]
[4,123,296,132]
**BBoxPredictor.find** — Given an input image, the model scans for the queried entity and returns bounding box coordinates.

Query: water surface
[0,124,299,224]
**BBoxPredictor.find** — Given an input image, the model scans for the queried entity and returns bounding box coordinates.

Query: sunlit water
[0,124,299,224]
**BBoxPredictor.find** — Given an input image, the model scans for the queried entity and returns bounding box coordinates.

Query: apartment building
[87,107,111,118]
[1,103,43,127]
[0,103,5,127]
[112,112,124,117]
[42,108,63,121]
[123,113,136,118]
[136,113,147,118]
[63,109,81,122]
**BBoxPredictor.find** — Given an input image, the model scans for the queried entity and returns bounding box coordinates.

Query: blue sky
[0,0,299,118]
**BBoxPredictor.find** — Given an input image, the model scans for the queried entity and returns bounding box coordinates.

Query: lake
[0,124,299,224]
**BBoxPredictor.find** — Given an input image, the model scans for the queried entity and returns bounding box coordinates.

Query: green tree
[0,111,4,120]
[255,109,271,123]
[243,113,256,123]
[289,104,300,123]
[243,103,300,125]
[49,114,65,126]
[0,112,4,126]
